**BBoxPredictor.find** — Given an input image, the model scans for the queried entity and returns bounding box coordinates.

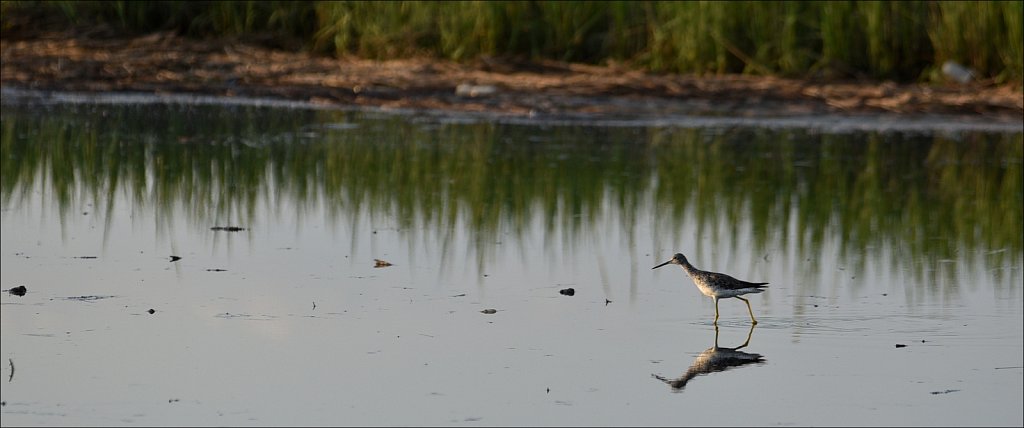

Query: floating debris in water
[169,256,182,262]
[480,309,498,314]
[7,285,27,296]
[148,309,156,314]
[895,344,907,348]
[930,389,960,395]
[60,295,116,302]
[374,259,393,268]
[214,312,275,320]
[559,288,575,296]
[206,268,227,272]
[605,299,612,306]
[74,256,98,259]
[211,226,246,232]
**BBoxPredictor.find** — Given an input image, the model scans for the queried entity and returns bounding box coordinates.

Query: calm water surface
[1,97,1022,426]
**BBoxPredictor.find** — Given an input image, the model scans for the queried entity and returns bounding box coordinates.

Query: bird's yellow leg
[738,296,758,325]
[713,297,720,325]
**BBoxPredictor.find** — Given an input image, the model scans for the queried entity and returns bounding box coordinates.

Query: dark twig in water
[8,358,13,382]
[209,225,245,232]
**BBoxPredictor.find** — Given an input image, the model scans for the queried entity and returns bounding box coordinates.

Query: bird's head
[652,253,687,269]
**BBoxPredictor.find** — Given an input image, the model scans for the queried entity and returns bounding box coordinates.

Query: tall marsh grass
[3,0,1021,83]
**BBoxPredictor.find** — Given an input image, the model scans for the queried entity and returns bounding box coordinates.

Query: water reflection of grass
[1,103,1020,288]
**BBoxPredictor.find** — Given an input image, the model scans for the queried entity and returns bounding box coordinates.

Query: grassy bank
[2,1,1022,84]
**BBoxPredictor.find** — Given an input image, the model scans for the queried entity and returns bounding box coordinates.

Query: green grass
[2,1,1021,83]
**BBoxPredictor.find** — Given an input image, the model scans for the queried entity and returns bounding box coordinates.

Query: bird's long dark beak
[652,260,672,270]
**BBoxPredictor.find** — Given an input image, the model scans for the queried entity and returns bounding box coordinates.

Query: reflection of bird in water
[652,253,768,325]
[652,325,765,392]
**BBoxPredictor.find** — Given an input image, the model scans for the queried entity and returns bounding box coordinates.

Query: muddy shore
[2,30,1022,122]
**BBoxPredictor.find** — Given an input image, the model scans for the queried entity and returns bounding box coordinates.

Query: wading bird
[652,253,768,325]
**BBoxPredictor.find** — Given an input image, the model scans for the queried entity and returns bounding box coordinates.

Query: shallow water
[1,96,1022,426]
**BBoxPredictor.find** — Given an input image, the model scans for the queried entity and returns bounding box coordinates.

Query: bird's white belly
[694,279,762,299]
[694,281,719,297]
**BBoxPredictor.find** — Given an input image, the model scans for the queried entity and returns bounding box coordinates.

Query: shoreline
[5,87,1021,134]
[2,31,1022,128]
